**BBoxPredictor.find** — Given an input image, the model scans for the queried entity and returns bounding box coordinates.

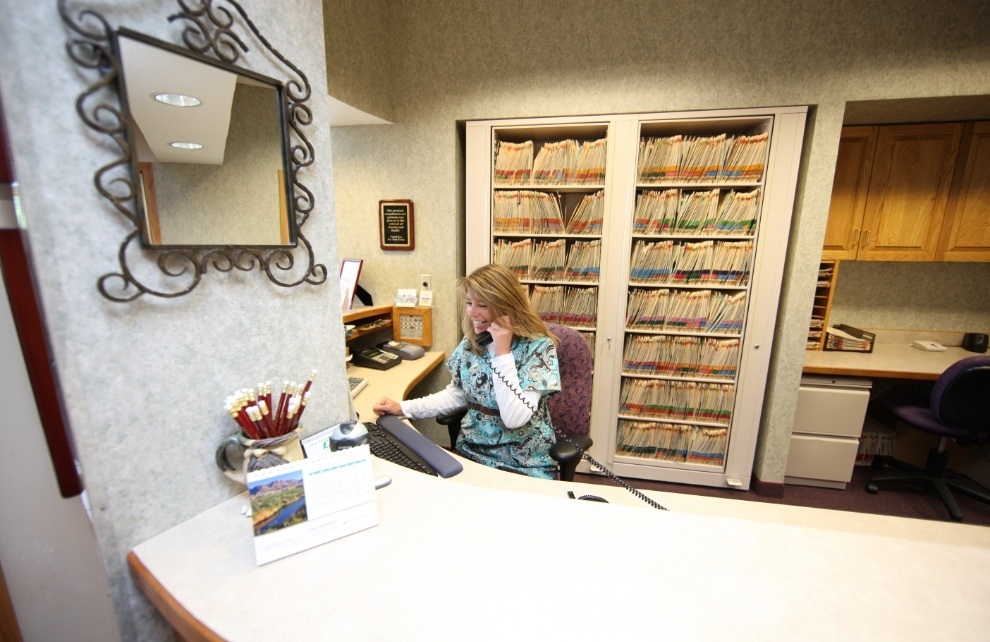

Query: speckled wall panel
[831,262,990,333]
[0,1,345,639]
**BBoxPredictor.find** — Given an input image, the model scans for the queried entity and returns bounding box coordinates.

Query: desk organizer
[824,324,875,353]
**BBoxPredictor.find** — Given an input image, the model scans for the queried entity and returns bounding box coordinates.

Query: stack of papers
[825,326,872,352]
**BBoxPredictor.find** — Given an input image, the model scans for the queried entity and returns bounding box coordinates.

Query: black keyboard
[367,422,439,476]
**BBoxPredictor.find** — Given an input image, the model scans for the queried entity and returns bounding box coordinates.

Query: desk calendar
[245,445,379,565]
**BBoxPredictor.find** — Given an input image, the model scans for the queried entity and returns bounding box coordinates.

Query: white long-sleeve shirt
[399,345,541,429]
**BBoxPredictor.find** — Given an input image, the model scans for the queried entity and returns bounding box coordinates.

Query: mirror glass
[115,30,295,248]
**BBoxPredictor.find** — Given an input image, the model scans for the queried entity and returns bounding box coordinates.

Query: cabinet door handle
[853,229,861,247]
[862,229,870,247]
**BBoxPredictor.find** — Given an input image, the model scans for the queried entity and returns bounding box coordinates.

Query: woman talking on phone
[373,263,561,479]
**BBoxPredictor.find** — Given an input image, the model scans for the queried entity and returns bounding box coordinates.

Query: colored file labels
[616,420,728,466]
[633,188,761,237]
[493,191,564,233]
[531,285,598,328]
[636,132,768,184]
[626,289,746,334]
[495,238,601,284]
[494,138,607,186]
[621,335,740,378]
[618,379,735,425]
[629,240,752,285]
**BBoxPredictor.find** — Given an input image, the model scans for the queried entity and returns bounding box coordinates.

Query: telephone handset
[481,331,667,511]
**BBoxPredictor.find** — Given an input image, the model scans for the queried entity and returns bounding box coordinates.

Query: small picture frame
[378,199,414,251]
[339,258,363,312]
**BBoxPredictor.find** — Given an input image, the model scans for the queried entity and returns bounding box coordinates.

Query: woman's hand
[487,315,513,356]
[373,397,402,416]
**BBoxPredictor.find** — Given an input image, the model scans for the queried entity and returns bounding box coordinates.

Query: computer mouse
[329,420,369,450]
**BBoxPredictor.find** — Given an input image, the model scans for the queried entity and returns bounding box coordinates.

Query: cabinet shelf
[806,260,838,351]
[625,328,743,339]
[343,304,394,343]
[493,184,605,192]
[494,233,602,239]
[636,181,763,189]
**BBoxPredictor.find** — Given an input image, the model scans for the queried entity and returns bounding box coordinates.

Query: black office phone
[352,347,401,370]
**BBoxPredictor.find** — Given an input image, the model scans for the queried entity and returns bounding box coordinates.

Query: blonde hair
[458,264,556,352]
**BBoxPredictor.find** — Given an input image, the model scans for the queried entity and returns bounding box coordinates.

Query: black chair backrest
[932,356,990,440]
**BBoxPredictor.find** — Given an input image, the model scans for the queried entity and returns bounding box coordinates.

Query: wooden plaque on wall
[379,200,414,251]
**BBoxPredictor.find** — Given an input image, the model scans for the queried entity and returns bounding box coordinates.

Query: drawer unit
[785,376,871,489]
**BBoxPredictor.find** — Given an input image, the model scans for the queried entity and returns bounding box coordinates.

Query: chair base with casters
[866,355,990,522]
[867,440,990,522]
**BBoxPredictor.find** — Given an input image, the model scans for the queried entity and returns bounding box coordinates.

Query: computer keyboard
[366,422,439,476]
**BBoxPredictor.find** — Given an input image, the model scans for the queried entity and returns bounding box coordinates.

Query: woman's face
[465,290,494,334]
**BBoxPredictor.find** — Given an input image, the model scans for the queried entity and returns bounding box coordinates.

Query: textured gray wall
[1,1,345,639]
[323,0,394,121]
[830,261,990,333]
[326,0,990,478]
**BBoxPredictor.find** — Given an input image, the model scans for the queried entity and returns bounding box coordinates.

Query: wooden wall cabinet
[821,127,876,260]
[938,121,990,261]
[824,122,990,262]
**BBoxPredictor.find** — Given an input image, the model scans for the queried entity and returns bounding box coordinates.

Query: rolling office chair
[436,323,593,481]
[867,355,990,522]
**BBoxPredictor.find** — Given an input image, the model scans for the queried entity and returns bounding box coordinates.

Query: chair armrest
[436,409,467,449]
[550,434,592,482]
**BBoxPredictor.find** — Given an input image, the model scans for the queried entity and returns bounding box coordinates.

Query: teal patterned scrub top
[448,335,561,479]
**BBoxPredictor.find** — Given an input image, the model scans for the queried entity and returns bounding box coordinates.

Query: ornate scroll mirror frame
[59,0,327,301]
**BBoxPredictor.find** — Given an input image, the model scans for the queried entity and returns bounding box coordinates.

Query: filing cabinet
[785,376,871,489]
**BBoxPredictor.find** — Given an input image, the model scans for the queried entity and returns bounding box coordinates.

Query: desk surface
[130,454,990,641]
[803,343,973,380]
[129,347,990,641]
[347,350,444,420]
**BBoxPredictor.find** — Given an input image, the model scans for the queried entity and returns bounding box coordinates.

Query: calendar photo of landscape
[248,469,308,536]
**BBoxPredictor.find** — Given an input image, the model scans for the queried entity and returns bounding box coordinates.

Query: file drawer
[785,434,860,485]
[793,379,871,438]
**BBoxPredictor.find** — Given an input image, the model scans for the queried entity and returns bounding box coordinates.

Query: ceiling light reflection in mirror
[117,34,294,248]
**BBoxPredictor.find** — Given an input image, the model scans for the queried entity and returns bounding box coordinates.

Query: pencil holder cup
[214,427,304,485]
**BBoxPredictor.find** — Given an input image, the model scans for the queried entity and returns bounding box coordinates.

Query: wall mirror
[60,0,327,301]
[117,29,294,248]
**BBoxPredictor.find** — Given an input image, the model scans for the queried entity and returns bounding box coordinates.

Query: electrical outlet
[420,274,432,291]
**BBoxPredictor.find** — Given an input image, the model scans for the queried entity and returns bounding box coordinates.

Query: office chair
[867,355,990,522]
[437,323,593,481]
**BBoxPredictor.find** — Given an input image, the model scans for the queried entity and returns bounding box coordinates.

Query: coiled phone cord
[492,366,668,512]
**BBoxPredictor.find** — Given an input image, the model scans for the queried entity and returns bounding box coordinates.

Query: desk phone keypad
[352,347,401,370]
